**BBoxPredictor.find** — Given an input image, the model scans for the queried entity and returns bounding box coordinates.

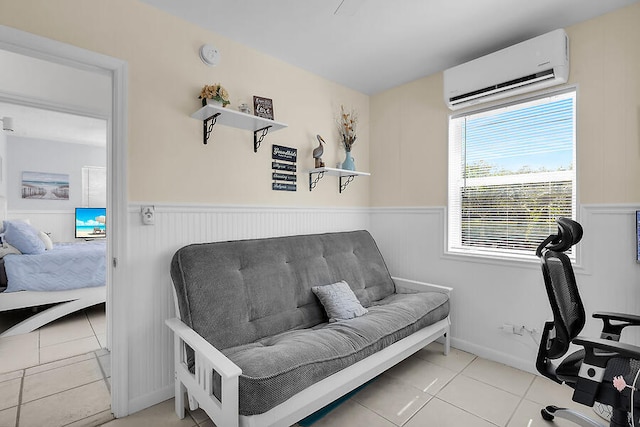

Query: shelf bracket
[309,170,325,191]
[202,113,221,145]
[339,175,356,193]
[254,126,272,153]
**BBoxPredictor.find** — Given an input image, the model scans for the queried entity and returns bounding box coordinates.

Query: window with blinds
[448,90,576,258]
[81,166,106,208]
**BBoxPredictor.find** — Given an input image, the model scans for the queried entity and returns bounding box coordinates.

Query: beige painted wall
[0,0,370,206]
[370,2,640,206]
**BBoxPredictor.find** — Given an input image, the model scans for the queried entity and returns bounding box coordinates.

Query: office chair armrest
[573,336,640,359]
[592,311,640,341]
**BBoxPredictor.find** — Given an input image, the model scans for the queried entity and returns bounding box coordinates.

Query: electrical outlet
[501,323,538,336]
[141,206,155,225]
[501,323,514,333]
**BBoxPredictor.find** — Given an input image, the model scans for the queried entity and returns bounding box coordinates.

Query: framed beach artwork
[22,171,69,200]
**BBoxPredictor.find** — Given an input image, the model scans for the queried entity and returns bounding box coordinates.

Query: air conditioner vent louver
[449,69,555,105]
[444,29,569,110]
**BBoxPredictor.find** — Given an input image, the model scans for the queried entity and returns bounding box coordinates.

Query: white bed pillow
[2,220,46,255]
[312,280,368,322]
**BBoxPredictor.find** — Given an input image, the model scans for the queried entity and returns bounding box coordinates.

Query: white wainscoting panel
[124,204,370,413]
[370,205,640,374]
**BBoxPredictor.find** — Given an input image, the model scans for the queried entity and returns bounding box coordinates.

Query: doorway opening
[0,24,129,421]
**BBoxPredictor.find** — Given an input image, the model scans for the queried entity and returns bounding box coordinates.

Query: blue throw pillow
[2,220,46,255]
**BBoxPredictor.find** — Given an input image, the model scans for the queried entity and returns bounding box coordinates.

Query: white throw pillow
[38,231,54,250]
[311,280,368,322]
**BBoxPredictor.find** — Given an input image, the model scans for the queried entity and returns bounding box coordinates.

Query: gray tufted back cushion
[170,230,395,350]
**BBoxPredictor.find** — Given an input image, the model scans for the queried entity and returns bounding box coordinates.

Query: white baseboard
[451,337,537,375]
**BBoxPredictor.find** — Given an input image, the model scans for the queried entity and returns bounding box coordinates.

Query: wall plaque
[272,144,297,191]
[254,96,274,120]
[272,162,297,172]
[272,172,297,182]
[272,145,297,162]
[272,182,296,192]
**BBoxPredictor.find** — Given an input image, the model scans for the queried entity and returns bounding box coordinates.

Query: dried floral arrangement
[199,83,230,106]
[338,105,358,152]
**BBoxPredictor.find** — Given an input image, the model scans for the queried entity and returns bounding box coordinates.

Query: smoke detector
[199,44,220,67]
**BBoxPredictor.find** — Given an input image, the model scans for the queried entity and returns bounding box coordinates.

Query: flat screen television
[75,207,106,239]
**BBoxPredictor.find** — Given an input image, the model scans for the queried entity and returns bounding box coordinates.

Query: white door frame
[0,25,130,417]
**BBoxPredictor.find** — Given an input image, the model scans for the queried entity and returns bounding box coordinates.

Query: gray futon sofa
[166,230,451,427]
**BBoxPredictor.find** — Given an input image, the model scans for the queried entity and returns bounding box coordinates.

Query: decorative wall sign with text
[254,96,274,120]
[272,145,297,192]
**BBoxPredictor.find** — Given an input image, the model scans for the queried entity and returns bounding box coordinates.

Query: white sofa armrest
[165,317,242,427]
[166,317,242,378]
[391,277,452,356]
[392,277,452,296]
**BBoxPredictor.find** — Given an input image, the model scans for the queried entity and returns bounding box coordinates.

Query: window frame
[446,87,578,262]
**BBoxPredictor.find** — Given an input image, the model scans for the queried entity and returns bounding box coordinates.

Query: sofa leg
[175,379,186,419]
[444,332,450,356]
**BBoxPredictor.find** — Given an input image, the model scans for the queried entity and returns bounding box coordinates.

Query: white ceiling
[0,102,107,147]
[141,0,639,95]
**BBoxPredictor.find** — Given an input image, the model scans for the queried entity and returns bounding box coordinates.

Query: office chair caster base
[542,406,557,421]
[541,405,606,427]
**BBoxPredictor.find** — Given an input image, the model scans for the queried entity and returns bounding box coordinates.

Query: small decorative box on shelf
[191,104,288,151]
[308,167,370,193]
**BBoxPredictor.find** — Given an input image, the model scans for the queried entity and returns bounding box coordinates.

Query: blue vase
[341,151,355,171]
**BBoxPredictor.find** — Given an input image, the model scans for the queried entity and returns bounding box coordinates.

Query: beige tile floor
[100,342,611,427]
[0,304,112,427]
[0,304,106,374]
[0,308,611,427]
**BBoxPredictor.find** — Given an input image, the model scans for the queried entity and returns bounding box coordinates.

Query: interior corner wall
[368,3,640,373]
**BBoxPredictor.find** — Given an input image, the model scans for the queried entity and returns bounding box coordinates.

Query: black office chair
[536,217,640,427]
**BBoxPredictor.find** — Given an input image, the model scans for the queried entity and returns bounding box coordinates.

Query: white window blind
[81,166,106,208]
[448,90,576,258]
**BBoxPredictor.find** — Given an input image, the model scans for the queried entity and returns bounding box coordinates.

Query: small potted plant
[199,83,230,107]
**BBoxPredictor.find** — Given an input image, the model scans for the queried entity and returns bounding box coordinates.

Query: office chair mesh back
[542,250,586,359]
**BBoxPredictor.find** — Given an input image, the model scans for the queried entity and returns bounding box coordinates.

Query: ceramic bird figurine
[313,134,325,168]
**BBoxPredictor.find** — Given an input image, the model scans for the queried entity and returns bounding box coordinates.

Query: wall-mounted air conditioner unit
[443,29,569,110]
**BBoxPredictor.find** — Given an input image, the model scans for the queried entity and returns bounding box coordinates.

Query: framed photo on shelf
[253,96,274,120]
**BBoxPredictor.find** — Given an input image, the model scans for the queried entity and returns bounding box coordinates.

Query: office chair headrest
[536,217,583,257]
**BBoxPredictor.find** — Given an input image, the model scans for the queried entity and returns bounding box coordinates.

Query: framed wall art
[253,96,274,120]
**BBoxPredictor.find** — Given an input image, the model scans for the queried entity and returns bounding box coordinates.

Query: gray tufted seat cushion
[227,291,449,415]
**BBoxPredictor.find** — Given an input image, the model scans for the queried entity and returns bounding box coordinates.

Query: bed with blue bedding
[3,241,106,293]
[0,211,107,337]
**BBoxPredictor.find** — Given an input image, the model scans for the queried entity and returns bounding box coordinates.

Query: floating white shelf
[308,167,370,193]
[191,104,288,151]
